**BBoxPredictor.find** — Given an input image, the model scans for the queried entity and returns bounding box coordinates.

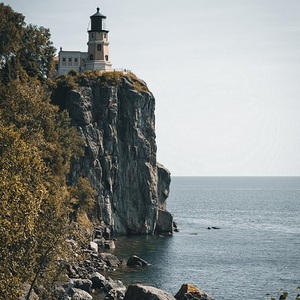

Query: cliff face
[63,73,172,235]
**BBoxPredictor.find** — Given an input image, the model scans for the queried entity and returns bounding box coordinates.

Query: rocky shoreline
[23,225,214,300]
[60,243,214,300]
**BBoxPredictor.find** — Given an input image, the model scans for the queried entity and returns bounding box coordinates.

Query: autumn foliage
[0,4,95,299]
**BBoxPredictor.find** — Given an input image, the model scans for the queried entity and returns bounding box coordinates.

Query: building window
[68,57,72,66]
[62,57,66,66]
[105,55,108,61]
[97,44,102,51]
[90,54,94,60]
[74,57,78,66]
[91,33,94,38]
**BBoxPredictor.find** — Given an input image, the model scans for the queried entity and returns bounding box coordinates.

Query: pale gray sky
[4,0,300,176]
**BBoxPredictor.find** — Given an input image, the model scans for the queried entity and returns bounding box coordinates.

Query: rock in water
[61,73,173,235]
[174,284,214,300]
[127,255,149,267]
[124,284,176,300]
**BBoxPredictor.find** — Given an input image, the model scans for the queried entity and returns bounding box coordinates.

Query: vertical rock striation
[63,73,172,235]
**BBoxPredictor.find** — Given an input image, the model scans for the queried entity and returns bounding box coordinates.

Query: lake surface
[107,177,300,300]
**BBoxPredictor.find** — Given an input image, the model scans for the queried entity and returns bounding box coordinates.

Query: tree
[0,5,98,298]
[19,24,56,79]
[0,3,25,83]
[0,3,55,83]
[0,79,84,299]
[0,120,47,299]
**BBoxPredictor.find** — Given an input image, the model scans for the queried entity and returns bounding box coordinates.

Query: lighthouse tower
[85,7,112,71]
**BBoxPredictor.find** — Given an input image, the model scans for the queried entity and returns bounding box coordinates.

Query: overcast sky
[4,0,300,176]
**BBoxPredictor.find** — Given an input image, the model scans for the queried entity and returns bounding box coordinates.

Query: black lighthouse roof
[89,7,108,32]
[91,7,106,19]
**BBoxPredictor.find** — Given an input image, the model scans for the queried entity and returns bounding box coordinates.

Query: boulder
[155,209,173,234]
[69,288,93,300]
[99,253,121,268]
[89,272,106,289]
[157,163,171,210]
[93,237,105,247]
[174,284,214,300]
[104,240,116,249]
[53,286,71,300]
[104,289,125,300]
[124,284,176,300]
[127,255,149,267]
[105,277,126,293]
[70,278,93,293]
[90,241,98,253]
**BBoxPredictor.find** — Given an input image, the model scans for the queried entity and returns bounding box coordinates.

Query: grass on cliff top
[56,69,149,93]
[52,70,150,109]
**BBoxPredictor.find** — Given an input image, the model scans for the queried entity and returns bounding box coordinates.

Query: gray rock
[105,277,126,293]
[105,289,125,300]
[174,284,214,300]
[127,255,149,267]
[124,284,176,300]
[53,286,71,300]
[89,272,106,289]
[70,278,93,293]
[156,209,173,234]
[99,253,121,268]
[104,240,116,249]
[93,237,105,247]
[157,163,171,210]
[64,74,173,235]
[90,241,98,253]
[69,288,93,300]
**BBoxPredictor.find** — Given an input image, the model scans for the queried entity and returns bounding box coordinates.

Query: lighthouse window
[97,44,102,51]
[105,55,108,61]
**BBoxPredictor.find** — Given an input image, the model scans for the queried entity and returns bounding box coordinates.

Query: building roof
[91,7,106,19]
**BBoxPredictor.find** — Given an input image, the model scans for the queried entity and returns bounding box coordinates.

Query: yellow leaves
[0,78,84,298]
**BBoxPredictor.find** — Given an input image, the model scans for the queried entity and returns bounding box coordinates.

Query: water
[106,177,300,300]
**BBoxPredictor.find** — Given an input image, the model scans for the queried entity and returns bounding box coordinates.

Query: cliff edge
[53,71,172,235]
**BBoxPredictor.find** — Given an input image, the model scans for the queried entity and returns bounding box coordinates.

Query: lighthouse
[56,7,112,75]
[85,7,112,71]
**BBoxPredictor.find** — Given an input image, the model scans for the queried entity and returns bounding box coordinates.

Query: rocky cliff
[54,72,172,235]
